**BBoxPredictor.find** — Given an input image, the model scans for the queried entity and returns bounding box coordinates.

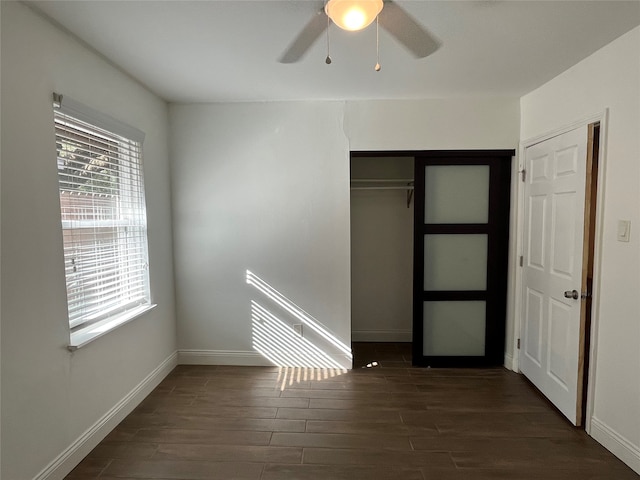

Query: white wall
[520,26,640,473]
[345,98,520,151]
[170,102,352,368]
[0,3,177,479]
[171,97,520,367]
[350,157,414,342]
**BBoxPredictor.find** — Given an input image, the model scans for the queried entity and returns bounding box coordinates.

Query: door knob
[564,290,579,300]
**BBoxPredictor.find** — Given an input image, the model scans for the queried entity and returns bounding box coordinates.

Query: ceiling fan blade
[279,10,327,63]
[379,1,441,58]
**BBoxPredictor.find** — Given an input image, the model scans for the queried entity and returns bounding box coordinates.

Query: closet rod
[350,182,415,207]
[350,178,414,183]
[350,186,414,190]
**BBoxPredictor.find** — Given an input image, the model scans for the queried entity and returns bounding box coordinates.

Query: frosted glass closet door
[413,153,512,367]
[423,301,486,356]
[422,165,489,356]
[424,165,490,224]
[423,234,488,291]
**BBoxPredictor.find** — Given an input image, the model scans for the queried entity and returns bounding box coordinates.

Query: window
[53,94,153,349]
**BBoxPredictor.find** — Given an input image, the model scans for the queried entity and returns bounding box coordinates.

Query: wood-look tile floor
[66,342,638,479]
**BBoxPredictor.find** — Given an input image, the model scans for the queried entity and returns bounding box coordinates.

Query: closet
[350,156,415,342]
[351,151,513,367]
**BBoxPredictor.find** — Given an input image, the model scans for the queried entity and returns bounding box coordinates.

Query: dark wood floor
[66,342,638,479]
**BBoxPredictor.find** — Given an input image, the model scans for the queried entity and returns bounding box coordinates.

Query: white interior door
[520,126,588,425]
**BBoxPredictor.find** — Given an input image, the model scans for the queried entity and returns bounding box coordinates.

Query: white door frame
[510,109,608,434]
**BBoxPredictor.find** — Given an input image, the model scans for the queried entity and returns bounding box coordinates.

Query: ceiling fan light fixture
[325,0,383,32]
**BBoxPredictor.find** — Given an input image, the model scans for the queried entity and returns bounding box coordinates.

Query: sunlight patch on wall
[252,300,344,369]
[247,270,352,372]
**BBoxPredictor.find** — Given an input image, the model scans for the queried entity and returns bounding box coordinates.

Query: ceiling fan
[279,0,441,64]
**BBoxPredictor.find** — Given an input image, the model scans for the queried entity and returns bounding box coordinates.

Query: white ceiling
[29,0,640,103]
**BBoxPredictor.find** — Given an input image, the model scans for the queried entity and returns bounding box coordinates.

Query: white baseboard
[178,349,353,370]
[590,416,640,474]
[351,330,412,342]
[504,352,514,371]
[34,351,178,480]
[178,349,273,366]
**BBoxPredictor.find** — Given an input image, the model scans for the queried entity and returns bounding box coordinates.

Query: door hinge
[520,169,526,182]
[517,338,521,349]
[519,255,524,267]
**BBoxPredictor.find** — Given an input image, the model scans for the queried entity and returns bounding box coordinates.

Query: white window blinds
[54,94,151,332]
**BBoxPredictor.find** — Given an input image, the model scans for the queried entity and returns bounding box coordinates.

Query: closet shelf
[350,179,415,208]
[351,178,414,183]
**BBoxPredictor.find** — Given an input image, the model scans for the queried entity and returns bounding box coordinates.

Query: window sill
[68,304,157,351]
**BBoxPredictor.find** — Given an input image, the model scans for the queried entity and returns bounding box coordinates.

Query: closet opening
[350,154,415,368]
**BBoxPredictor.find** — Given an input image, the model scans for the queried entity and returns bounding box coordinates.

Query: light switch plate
[617,220,631,242]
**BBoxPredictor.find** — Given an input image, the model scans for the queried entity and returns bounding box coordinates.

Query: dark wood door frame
[351,150,514,367]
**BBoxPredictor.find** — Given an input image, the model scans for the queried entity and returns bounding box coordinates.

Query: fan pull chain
[325,13,332,64]
[375,16,381,71]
